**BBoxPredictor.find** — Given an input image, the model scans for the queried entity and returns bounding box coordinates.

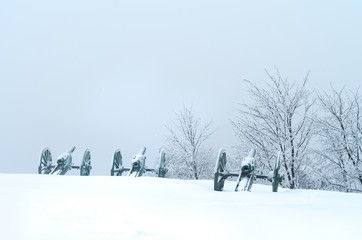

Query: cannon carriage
[38,146,92,176]
[110,147,167,178]
[214,148,283,192]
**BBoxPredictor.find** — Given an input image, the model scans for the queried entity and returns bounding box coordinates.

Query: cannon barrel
[139,147,147,155]
[248,149,256,158]
[240,149,256,174]
[68,146,76,154]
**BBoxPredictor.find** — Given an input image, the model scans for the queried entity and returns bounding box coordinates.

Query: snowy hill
[1,174,361,240]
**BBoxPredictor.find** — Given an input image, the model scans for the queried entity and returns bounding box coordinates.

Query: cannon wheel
[272,152,283,192]
[38,147,53,174]
[80,149,92,176]
[214,149,227,191]
[157,149,167,178]
[111,150,123,176]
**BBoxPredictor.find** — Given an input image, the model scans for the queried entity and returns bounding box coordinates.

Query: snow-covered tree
[316,87,362,192]
[232,70,315,189]
[165,105,214,180]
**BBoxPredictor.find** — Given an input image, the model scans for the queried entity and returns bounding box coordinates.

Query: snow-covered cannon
[214,149,283,192]
[110,147,167,177]
[38,146,92,176]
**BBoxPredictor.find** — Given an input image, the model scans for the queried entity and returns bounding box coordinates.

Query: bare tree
[316,87,362,192]
[165,105,214,180]
[232,69,315,189]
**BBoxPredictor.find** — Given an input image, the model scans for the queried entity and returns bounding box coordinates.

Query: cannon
[110,147,167,177]
[214,149,283,192]
[38,146,92,176]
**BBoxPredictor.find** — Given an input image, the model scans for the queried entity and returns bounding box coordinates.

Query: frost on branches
[165,105,215,180]
[316,88,362,192]
[232,70,315,189]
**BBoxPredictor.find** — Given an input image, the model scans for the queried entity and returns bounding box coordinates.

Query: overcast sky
[1,0,361,175]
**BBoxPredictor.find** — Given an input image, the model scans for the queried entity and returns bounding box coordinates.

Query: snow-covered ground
[1,174,361,240]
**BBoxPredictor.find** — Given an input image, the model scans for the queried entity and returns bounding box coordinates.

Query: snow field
[0,174,361,240]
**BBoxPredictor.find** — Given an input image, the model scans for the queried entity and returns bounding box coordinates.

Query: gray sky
[1,0,361,175]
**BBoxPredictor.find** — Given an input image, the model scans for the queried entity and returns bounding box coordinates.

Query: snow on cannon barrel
[213,148,283,192]
[51,146,75,175]
[128,147,147,177]
[240,149,256,174]
[38,146,92,176]
[235,149,257,191]
[110,147,168,178]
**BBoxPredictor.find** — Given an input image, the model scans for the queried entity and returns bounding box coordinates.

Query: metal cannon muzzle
[241,163,254,174]
[240,149,256,174]
[132,160,141,170]
[57,158,65,165]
